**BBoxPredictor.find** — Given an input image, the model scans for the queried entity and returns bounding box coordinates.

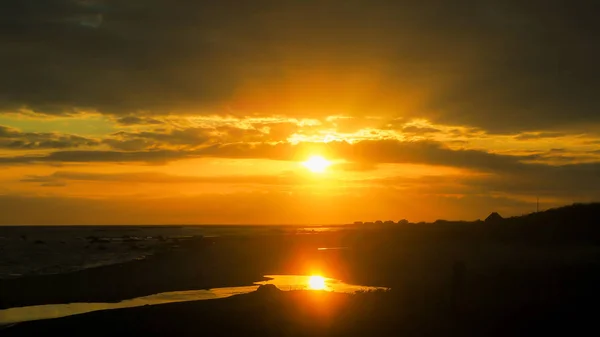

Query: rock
[485,212,503,223]
[256,284,281,296]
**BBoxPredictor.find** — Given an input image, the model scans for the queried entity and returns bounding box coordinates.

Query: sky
[1,0,599,224]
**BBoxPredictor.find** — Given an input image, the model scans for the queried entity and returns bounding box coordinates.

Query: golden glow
[302,156,331,173]
[307,275,327,290]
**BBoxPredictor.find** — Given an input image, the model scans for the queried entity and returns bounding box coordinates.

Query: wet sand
[0,231,355,309]
[3,226,600,310]
[4,285,598,337]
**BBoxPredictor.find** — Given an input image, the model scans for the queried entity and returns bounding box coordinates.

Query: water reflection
[308,275,327,290]
[0,275,389,325]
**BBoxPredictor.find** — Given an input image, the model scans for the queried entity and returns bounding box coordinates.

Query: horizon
[1,201,596,226]
[1,1,599,224]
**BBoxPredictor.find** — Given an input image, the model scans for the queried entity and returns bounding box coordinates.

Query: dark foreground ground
[2,204,600,336]
[4,284,599,337]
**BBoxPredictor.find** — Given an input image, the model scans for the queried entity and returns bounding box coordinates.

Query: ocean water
[0,225,344,279]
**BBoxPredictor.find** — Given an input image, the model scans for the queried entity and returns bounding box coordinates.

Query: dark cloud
[372,164,600,202]
[101,138,157,151]
[215,126,266,142]
[0,125,99,149]
[115,116,163,126]
[21,171,307,186]
[2,138,600,204]
[466,163,600,200]
[532,149,600,164]
[103,124,295,150]
[0,139,536,171]
[110,128,214,147]
[0,149,191,165]
[514,132,568,141]
[1,1,598,132]
[401,126,442,134]
[328,140,533,173]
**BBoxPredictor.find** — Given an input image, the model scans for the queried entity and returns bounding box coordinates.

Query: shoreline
[0,275,389,325]
[0,236,268,309]
[4,222,600,311]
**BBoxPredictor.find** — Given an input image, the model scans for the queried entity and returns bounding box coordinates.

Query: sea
[0,225,345,280]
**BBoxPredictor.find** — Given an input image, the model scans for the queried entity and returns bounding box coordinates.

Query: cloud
[20,171,308,186]
[1,1,599,133]
[3,135,600,208]
[101,138,157,151]
[114,116,163,126]
[102,123,297,150]
[40,181,67,187]
[0,125,99,149]
[0,139,539,171]
[466,163,600,200]
[514,132,569,141]
[251,122,299,141]
[0,149,190,165]
[401,126,442,135]
[1,138,596,191]
[328,140,532,173]
[13,164,600,224]
[110,128,215,147]
[215,126,267,142]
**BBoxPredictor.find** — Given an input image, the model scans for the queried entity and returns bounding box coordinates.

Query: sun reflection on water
[0,275,389,325]
[308,275,327,290]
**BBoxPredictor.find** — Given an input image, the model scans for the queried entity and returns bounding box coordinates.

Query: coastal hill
[358,203,600,244]
[357,202,600,227]
[483,203,600,244]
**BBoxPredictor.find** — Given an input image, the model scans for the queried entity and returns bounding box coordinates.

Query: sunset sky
[1,0,599,224]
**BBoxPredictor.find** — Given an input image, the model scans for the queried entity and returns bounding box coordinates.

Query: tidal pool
[0,275,389,325]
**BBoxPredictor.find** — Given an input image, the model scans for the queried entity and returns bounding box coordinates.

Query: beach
[3,214,600,335]
[3,277,598,337]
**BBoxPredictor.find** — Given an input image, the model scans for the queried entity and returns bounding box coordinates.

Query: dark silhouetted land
[2,203,600,336]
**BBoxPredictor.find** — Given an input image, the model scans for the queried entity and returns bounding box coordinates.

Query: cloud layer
[2,1,600,132]
[0,1,599,223]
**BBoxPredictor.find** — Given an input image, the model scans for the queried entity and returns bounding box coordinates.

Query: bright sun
[308,275,327,290]
[303,156,331,173]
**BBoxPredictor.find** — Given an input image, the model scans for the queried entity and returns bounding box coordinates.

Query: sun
[302,156,331,173]
[308,275,327,290]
